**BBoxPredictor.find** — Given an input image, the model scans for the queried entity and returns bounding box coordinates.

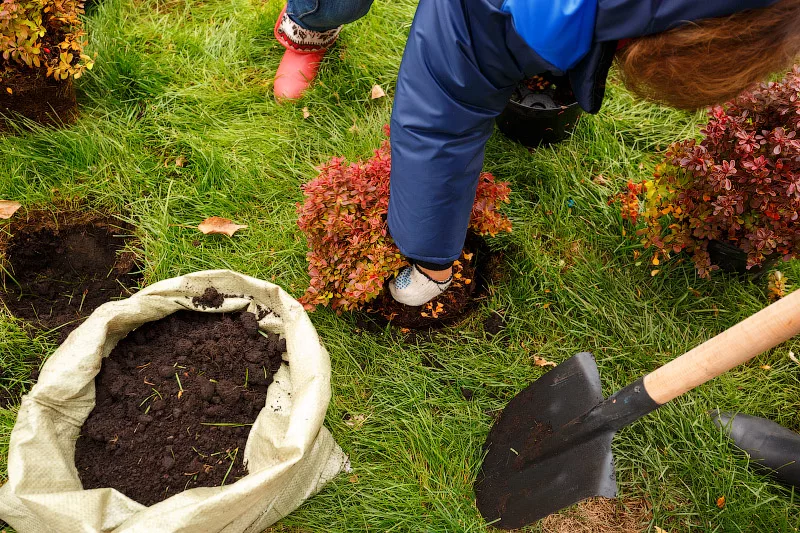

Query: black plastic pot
[496,91,582,147]
[707,240,777,279]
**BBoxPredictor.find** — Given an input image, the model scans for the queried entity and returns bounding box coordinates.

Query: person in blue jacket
[387,0,800,306]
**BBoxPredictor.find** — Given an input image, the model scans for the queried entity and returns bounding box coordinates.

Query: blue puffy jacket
[387,0,779,265]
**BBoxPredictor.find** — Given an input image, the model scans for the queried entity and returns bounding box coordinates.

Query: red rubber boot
[273,6,341,101]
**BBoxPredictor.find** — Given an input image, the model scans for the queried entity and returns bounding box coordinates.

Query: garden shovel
[475,289,800,529]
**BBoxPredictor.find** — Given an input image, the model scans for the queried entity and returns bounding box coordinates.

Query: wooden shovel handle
[643,289,800,405]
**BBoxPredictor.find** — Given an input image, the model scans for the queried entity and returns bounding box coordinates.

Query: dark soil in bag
[75,293,286,506]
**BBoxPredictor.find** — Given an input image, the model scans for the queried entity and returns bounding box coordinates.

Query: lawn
[2,0,800,531]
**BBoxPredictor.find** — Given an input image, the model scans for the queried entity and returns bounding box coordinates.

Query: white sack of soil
[0,270,347,532]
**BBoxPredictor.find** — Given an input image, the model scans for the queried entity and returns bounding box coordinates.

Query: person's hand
[389,264,453,306]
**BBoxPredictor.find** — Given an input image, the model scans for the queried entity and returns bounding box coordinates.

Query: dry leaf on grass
[344,414,367,429]
[654,527,669,533]
[716,496,726,508]
[302,107,310,119]
[534,356,557,368]
[768,270,788,301]
[175,155,187,168]
[0,200,21,219]
[370,85,386,99]
[197,217,248,237]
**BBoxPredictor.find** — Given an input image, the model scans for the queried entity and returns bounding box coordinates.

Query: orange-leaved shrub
[297,135,512,312]
[1,0,93,81]
[621,66,800,277]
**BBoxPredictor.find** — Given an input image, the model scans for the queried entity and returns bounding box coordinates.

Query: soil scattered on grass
[74,304,286,506]
[0,210,140,339]
[540,497,652,533]
[483,311,505,337]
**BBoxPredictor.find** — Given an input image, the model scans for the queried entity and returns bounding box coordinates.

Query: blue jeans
[287,0,375,32]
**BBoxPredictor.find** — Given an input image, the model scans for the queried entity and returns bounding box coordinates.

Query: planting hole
[0,210,141,338]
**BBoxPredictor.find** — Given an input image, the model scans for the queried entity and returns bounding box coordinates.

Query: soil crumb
[483,311,505,337]
[74,310,286,506]
[540,497,652,533]
[192,287,224,309]
[0,210,140,339]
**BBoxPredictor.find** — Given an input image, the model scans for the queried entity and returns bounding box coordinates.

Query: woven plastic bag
[0,270,347,532]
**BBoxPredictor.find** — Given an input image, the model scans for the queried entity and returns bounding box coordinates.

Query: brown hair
[616,0,800,109]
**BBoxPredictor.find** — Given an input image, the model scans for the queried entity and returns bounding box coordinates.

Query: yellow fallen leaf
[463,252,474,261]
[652,256,660,266]
[302,107,310,119]
[542,303,551,309]
[349,474,359,483]
[534,356,557,368]
[716,495,725,508]
[0,200,21,219]
[761,365,772,370]
[370,84,386,99]
[651,269,660,277]
[175,155,187,167]
[198,217,248,237]
[655,527,669,533]
[5,87,12,94]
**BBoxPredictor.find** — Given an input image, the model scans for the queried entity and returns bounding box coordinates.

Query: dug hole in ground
[0,270,348,532]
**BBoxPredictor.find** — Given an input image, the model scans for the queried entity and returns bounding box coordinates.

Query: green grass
[2,0,800,531]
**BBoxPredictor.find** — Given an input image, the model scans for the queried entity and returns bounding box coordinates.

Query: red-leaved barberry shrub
[297,135,512,312]
[634,66,800,277]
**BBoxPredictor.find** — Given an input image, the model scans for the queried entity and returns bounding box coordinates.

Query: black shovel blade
[475,352,617,529]
[712,410,800,488]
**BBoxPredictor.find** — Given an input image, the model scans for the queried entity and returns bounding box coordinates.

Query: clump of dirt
[0,210,140,340]
[541,497,652,533]
[192,287,224,309]
[74,305,286,506]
